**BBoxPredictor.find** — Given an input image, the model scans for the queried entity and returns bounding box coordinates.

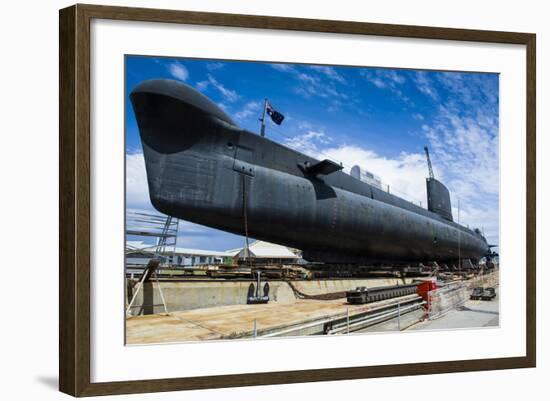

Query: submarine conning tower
[426,178,453,222]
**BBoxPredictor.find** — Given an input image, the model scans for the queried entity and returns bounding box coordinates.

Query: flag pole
[259,98,267,137]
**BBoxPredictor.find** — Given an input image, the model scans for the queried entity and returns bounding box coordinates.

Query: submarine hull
[130,79,490,265]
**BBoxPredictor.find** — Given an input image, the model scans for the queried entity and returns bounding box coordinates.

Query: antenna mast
[424,146,435,180]
[259,98,267,137]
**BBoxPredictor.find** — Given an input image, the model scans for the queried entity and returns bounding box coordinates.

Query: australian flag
[266,101,285,125]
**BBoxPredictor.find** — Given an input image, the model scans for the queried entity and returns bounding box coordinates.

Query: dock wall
[127,277,417,315]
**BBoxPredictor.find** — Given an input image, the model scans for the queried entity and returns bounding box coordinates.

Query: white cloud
[297,121,313,130]
[421,111,499,243]
[126,152,150,208]
[423,110,498,195]
[235,101,262,120]
[370,77,386,89]
[453,203,499,246]
[293,77,347,100]
[270,63,296,73]
[206,62,225,71]
[284,131,332,156]
[270,63,348,101]
[364,69,406,87]
[309,65,346,84]
[194,74,240,103]
[417,72,499,245]
[168,62,189,81]
[361,69,410,103]
[282,107,498,245]
[285,130,428,205]
[207,74,240,102]
[195,80,209,91]
[413,71,439,100]
[216,102,229,112]
[327,99,343,113]
[297,72,318,85]
[324,146,429,206]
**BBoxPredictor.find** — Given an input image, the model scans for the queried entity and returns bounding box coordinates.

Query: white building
[170,247,232,266]
[227,240,299,265]
[126,241,233,267]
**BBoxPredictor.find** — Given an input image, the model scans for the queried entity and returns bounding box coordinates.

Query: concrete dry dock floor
[126,295,417,344]
[409,289,499,331]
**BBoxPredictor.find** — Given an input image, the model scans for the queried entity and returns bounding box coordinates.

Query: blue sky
[126,55,499,251]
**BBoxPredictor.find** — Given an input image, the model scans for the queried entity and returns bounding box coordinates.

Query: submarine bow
[130,79,490,265]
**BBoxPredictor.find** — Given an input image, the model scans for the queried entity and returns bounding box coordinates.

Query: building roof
[126,240,157,252]
[229,240,298,259]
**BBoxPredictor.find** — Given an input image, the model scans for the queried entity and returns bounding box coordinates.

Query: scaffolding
[125,211,179,316]
[126,211,179,267]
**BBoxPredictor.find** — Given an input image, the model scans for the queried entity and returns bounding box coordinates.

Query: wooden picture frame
[59,3,536,397]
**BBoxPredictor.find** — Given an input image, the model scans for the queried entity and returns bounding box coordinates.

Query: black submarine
[130,79,490,266]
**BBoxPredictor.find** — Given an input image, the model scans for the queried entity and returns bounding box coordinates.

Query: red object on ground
[416,279,437,306]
